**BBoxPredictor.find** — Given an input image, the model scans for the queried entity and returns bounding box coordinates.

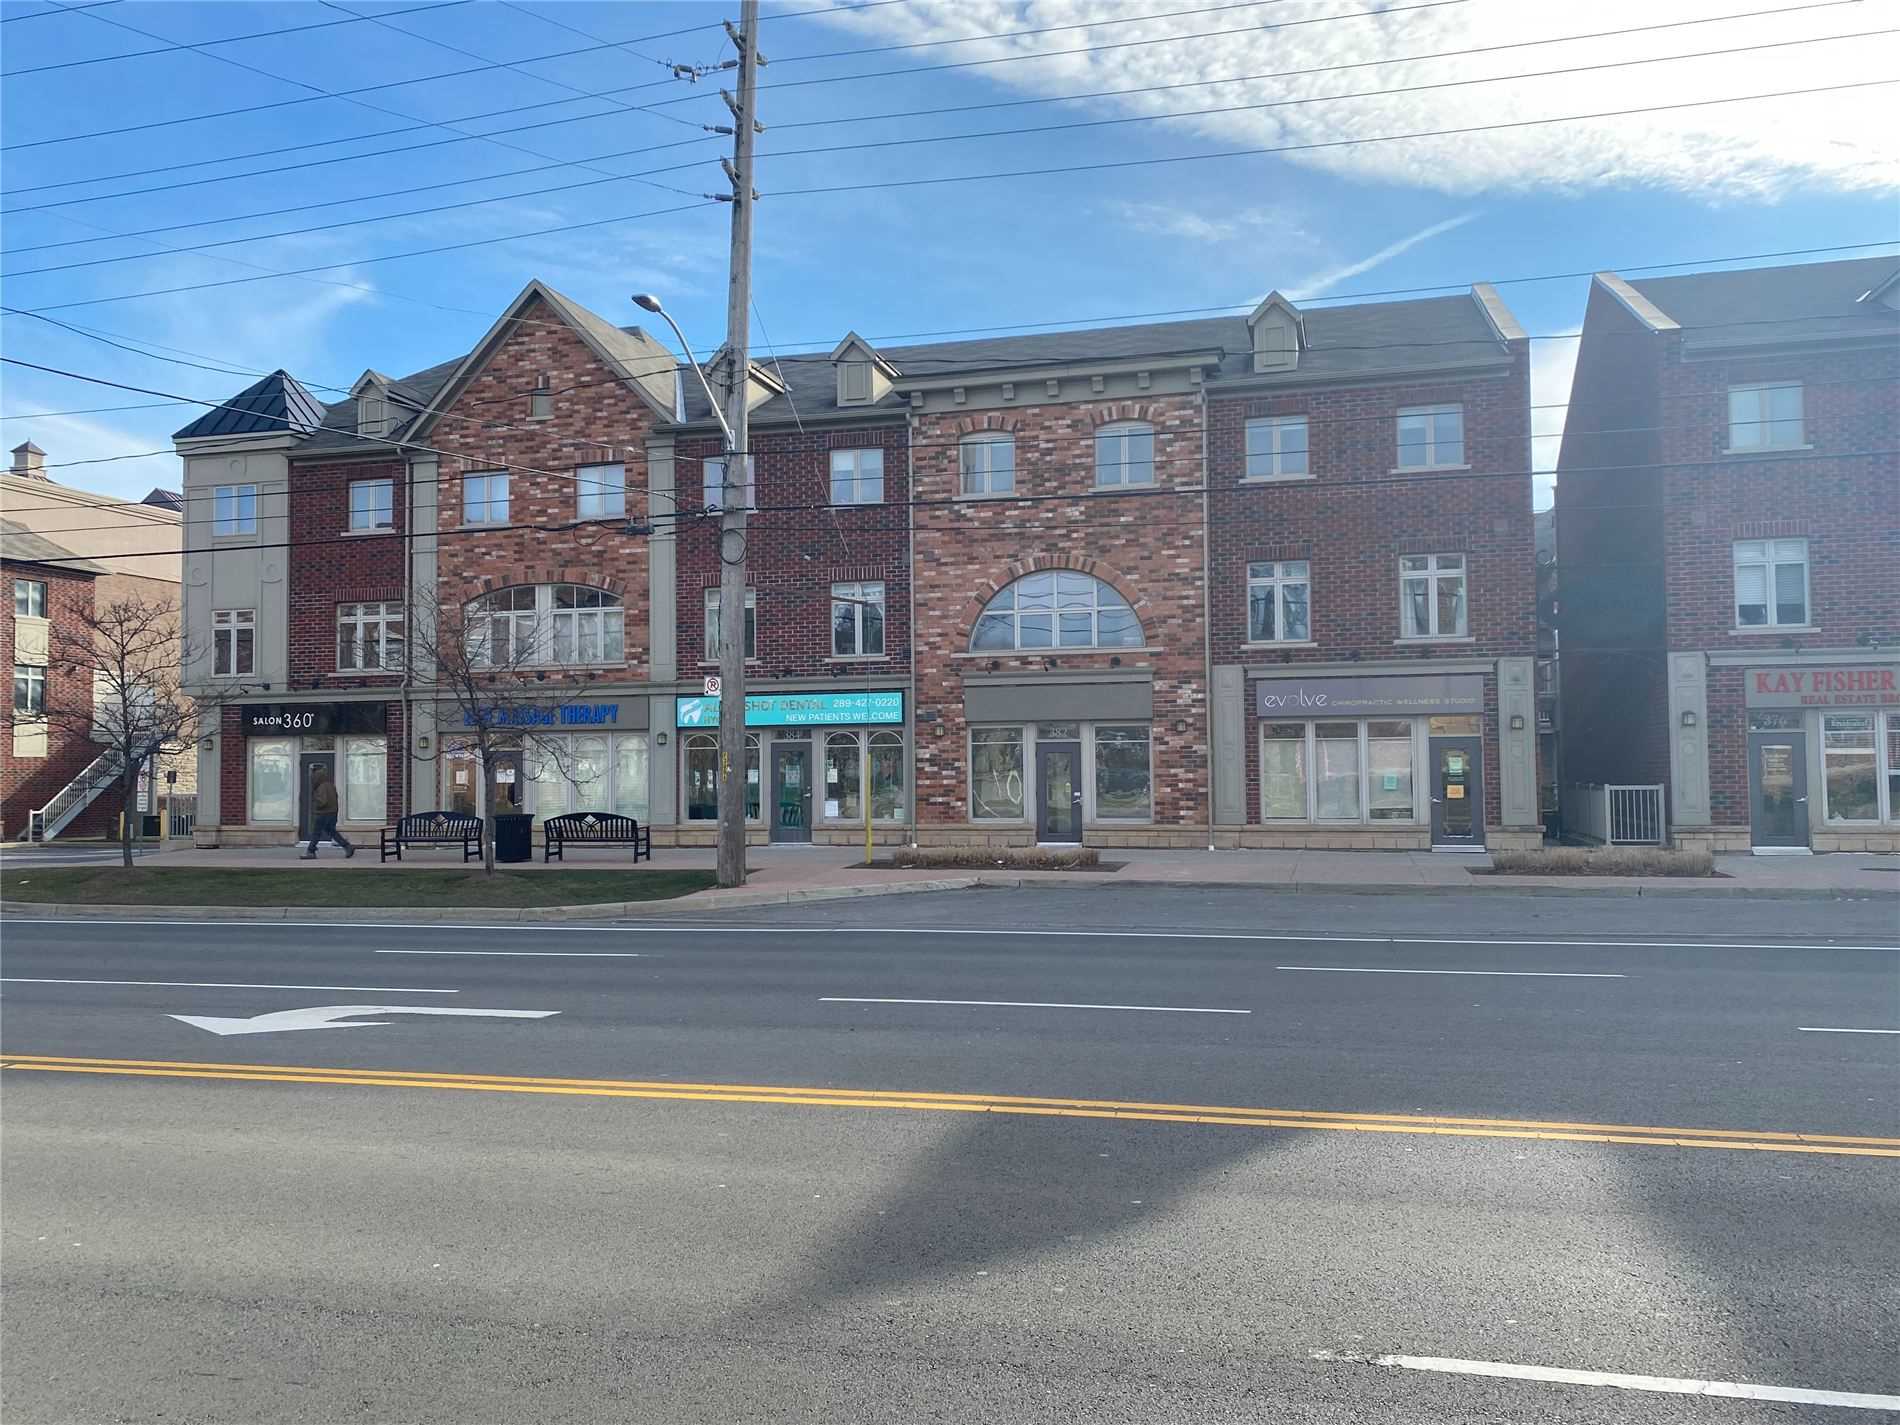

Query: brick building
[1557,256,1900,852]
[176,276,1541,851]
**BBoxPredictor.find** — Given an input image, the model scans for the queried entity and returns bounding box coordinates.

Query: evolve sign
[1745,664,1899,709]
[1254,673,1483,718]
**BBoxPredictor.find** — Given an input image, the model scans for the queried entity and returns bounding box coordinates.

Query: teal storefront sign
[676,690,904,728]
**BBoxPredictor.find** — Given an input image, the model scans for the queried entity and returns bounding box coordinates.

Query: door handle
[1795,796,1808,803]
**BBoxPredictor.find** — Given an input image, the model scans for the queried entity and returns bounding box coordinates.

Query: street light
[631,294,732,448]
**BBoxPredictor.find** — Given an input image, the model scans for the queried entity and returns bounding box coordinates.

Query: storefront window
[1367,721,1413,821]
[570,735,611,813]
[614,736,650,822]
[527,742,566,825]
[1094,724,1151,819]
[1315,722,1361,820]
[1887,716,1900,821]
[972,727,1025,820]
[1822,714,1878,822]
[1261,722,1307,819]
[1262,720,1422,824]
[825,732,861,820]
[445,743,479,815]
[870,730,904,820]
[249,738,292,823]
[685,732,760,820]
[344,736,386,822]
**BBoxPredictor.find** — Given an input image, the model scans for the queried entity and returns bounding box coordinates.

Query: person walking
[303,767,355,859]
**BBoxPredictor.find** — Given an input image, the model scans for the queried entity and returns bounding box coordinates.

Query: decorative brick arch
[1088,401,1157,428]
[953,411,1020,436]
[468,569,626,599]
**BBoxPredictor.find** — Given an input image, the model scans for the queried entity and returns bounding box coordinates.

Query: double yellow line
[5,1053,1896,1158]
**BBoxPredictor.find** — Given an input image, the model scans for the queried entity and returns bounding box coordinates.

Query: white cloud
[1106,201,1274,243]
[805,1,1900,196]
[1284,212,1476,296]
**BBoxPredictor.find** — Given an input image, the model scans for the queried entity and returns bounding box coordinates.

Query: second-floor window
[212,608,255,677]
[971,571,1143,651]
[1396,405,1464,469]
[704,588,757,660]
[831,581,885,657]
[703,455,756,511]
[213,484,257,536]
[468,585,623,667]
[830,448,884,505]
[960,433,1015,496]
[13,663,45,715]
[1733,538,1809,628]
[13,578,46,617]
[349,478,394,531]
[1246,416,1309,479]
[1094,422,1154,486]
[1400,554,1467,639]
[338,601,405,671]
[463,470,509,525]
[1247,560,1311,643]
[1728,382,1804,451]
[576,462,626,519]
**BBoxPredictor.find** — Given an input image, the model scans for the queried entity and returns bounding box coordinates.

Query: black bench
[381,811,483,863]
[543,811,652,863]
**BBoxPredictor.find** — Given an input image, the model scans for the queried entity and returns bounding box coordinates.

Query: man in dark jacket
[303,767,355,859]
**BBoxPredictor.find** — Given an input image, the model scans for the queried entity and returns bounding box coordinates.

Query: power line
[9,21,1878,272]
[1,0,122,22]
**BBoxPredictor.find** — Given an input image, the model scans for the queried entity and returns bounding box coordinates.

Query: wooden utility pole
[715,0,761,889]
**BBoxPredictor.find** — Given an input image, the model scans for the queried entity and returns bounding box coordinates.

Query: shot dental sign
[676,690,904,728]
[1254,673,1483,717]
[1746,664,1900,709]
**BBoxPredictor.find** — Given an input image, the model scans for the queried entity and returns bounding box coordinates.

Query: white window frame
[576,462,627,520]
[212,483,257,536]
[342,735,387,823]
[969,725,1027,821]
[959,433,1015,496]
[1399,553,1468,640]
[702,455,756,511]
[13,663,46,716]
[830,448,884,505]
[248,737,294,824]
[1395,404,1466,470]
[13,578,47,617]
[348,478,394,532]
[467,585,623,668]
[211,608,255,678]
[1258,719,1423,824]
[831,581,885,658]
[703,588,757,662]
[463,470,509,525]
[1089,723,1152,821]
[683,730,761,822]
[337,601,405,672]
[1245,560,1312,645]
[1727,381,1806,452]
[1819,711,1889,825]
[969,571,1144,652]
[1094,421,1154,487]
[1732,538,1809,629]
[1244,415,1310,480]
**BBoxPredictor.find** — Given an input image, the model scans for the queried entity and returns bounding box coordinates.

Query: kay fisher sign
[676,690,905,728]
[1745,663,1899,709]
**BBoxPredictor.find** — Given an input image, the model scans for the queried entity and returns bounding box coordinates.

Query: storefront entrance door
[297,753,334,847]
[771,742,813,843]
[1036,742,1082,843]
[1429,737,1484,849]
[1747,730,1808,849]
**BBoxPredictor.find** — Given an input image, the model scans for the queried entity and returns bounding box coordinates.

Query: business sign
[241,702,387,737]
[463,702,626,728]
[676,690,904,728]
[1254,673,1483,718]
[1745,664,1899,709]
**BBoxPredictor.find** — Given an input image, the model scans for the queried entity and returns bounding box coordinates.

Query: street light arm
[634,297,734,449]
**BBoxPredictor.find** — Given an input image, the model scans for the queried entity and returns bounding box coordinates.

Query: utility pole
[715,0,762,889]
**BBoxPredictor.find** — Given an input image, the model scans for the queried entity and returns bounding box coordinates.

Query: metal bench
[380,811,483,863]
[543,811,652,863]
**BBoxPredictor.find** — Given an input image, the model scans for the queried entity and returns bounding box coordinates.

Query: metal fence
[1564,784,1666,845]
[164,794,197,840]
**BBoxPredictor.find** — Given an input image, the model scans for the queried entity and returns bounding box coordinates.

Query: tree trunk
[481,755,496,877]
[119,756,138,870]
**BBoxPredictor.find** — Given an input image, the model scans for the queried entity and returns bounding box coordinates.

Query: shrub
[891,846,1101,870]
[1490,846,1715,877]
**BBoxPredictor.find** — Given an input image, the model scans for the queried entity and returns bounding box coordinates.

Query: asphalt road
[3,886,1897,1423]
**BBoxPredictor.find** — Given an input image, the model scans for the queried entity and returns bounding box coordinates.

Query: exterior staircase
[29,744,152,842]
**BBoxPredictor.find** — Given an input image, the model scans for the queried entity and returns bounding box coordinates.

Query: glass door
[1429,736,1484,849]
[1748,730,1808,848]
[1035,742,1082,843]
[771,742,813,843]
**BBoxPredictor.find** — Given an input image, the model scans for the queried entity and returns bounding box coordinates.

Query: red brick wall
[1206,357,1536,829]
[910,396,1207,827]
[287,456,406,687]
[2,562,101,838]
[674,422,911,677]
[217,700,404,827]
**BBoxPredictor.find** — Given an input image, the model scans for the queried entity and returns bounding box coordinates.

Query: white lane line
[1799,1026,1900,1034]
[0,977,456,993]
[3,918,1896,953]
[1327,1351,1900,1412]
[376,949,645,958]
[1277,966,1627,979]
[820,996,1249,1014]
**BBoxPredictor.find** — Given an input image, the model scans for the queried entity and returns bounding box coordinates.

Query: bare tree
[407,587,584,875]
[31,592,229,868]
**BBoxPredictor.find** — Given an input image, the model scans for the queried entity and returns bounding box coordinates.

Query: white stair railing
[28,746,142,842]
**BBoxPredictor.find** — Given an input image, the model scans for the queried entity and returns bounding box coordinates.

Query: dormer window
[530,372,553,420]
[1247,292,1303,374]
[351,370,394,438]
[840,361,871,404]
[830,331,894,407]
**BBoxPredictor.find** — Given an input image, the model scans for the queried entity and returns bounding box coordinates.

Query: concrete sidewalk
[9,841,1895,913]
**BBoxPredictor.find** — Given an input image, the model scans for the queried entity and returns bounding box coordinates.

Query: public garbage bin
[493,812,533,864]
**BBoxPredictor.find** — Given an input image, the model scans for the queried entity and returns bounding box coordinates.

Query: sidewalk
[10,840,1894,915]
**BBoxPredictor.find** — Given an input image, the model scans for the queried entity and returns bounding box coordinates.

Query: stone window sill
[955,491,1022,503]
[340,526,395,537]
[1393,635,1476,645]
[1240,640,1318,651]
[1390,463,1472,474]
[1240,473,1314,484]
[1722,443,1814,457]
[952,647,1160,661]
[1728,625,1819,636]
[698,659,761,666]
[826,655,891,663]
[455,522,514,532]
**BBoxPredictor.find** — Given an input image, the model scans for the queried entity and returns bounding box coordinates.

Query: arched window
[1094,421,1153,486]
[467,584,623,666]
[684,731,760,821]
[969,571,1144,651]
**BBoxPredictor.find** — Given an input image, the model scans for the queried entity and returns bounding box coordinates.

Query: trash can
[492,812,533,865]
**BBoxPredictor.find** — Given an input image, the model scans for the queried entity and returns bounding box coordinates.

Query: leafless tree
[30,592,230,869]
[407,587,583,875]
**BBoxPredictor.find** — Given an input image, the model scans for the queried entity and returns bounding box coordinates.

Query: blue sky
[2,0,1896,509]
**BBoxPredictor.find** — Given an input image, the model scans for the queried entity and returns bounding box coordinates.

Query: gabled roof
[1246,291,1301,330]
[827,331,900,377]
[349,369,394,396]
[1622,255,1900,353]
[173,368,325,441]
[2,518,107,575]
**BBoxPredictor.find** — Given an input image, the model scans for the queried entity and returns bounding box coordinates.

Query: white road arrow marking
[168,1005,559,1037]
